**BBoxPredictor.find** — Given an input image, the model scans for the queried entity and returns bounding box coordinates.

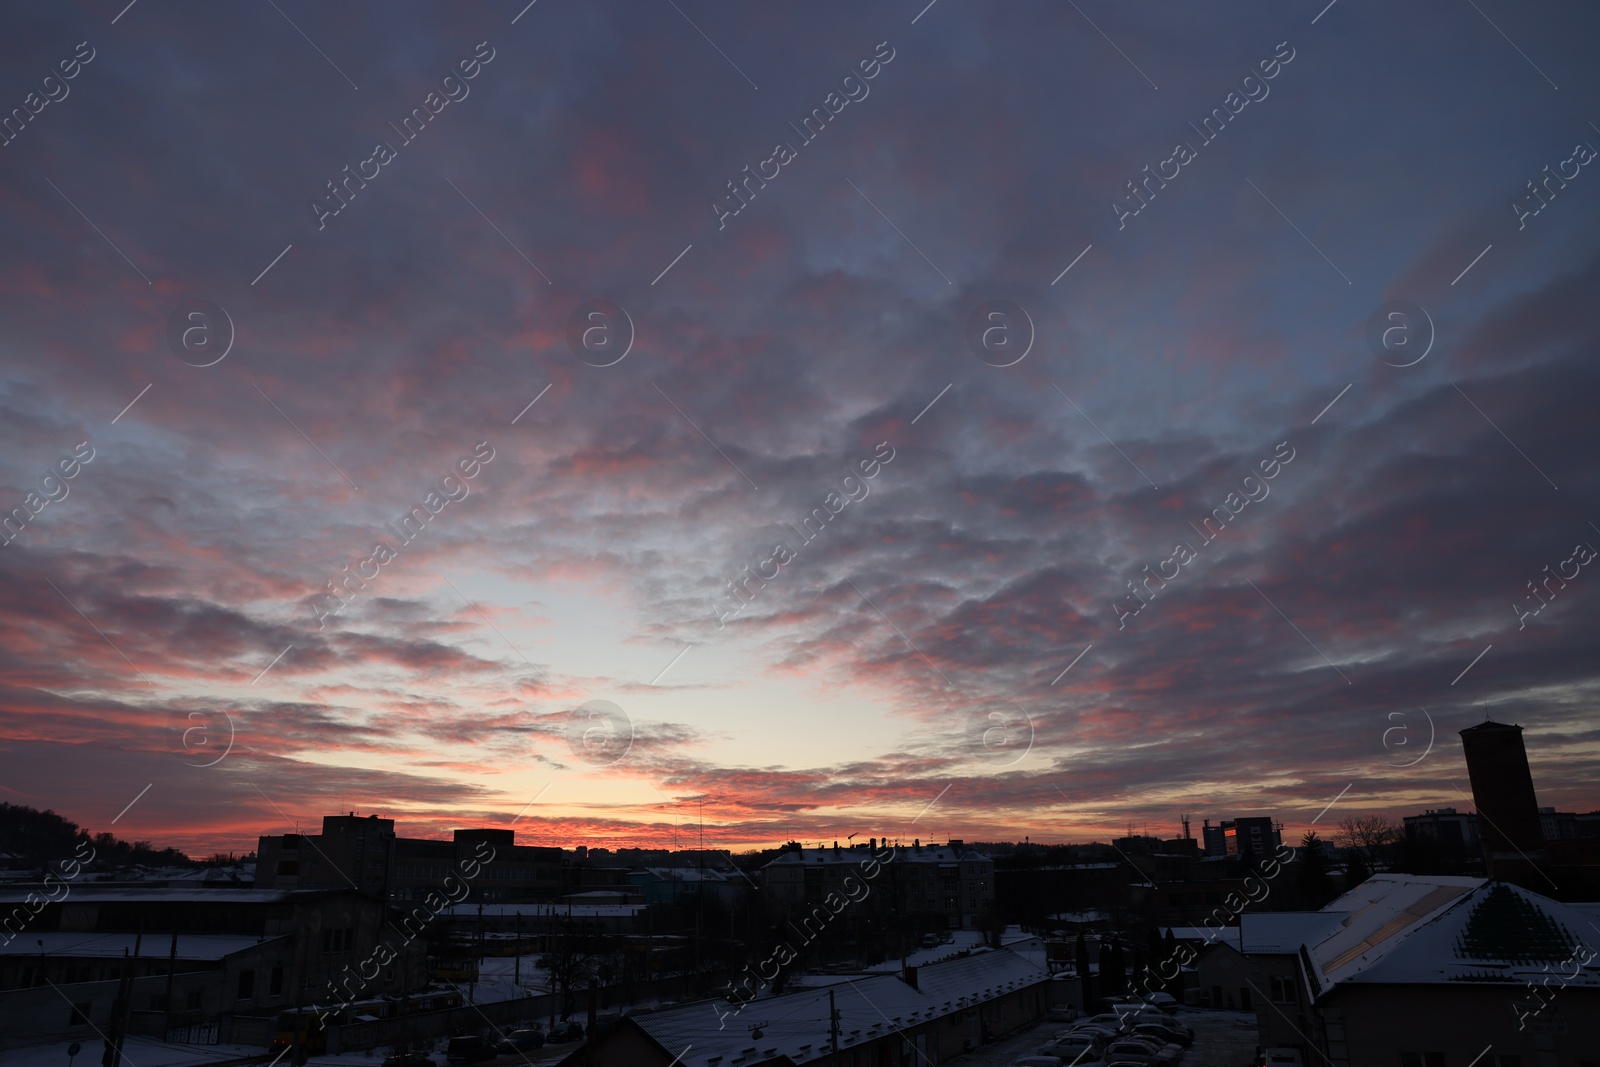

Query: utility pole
[471,901,483,1004]
[828,988,841,1067]
[161,932,177,1038]
[101,948,126,1067]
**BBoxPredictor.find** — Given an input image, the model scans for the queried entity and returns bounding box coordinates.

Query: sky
[2,0,1598,858]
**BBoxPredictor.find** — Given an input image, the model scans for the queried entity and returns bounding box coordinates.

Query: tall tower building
[1459,720,1550,887]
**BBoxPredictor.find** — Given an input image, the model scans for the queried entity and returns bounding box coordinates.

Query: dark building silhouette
[1459,720,1551,890]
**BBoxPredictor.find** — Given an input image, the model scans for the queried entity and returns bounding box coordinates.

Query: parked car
[1144,992,1179,1013]
[1040,1033,1107,1062]
[922,933,941,948]
[444,1036,495,1065]
[547,1020,585,1043]
[1103,1038,1182,1066]
[1047,1004,1080,1023]
[1067,1023,1125,1044]
[382,1055,435,1067]
[1133,1021,1193,1047]
[494,1028,545,1052]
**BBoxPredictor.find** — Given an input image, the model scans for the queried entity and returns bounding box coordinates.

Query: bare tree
[1334,815,1402,873]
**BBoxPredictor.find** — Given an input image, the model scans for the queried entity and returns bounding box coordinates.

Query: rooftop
[764,844,989,868]
[0,931,288,960]
[626,948,1048,1066]
[1299,875,1600,993]
[1238,912,1348,955]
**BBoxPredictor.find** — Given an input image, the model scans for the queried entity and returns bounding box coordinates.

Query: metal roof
[0,931,288,960]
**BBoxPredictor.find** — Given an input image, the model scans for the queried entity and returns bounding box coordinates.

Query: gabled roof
[1300,876,1600,994]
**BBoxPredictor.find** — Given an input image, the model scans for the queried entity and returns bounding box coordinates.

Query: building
[1401,807,1481,868]
[1192,939,1254,1012]
[1239,874,1600,1064]
[0,887,423,1050]
[256,814,394,895]
[257,816,564,904]
[564,947,1051,1066]
[763,840,995,930]
[1460,720,1551,887]
[1459,720,1600,899]
[626,866,739,908]
[1239,908,1356,1047]
[1199,816,1281,859]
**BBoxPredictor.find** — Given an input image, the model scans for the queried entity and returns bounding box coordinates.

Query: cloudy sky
[2,0,1598,857]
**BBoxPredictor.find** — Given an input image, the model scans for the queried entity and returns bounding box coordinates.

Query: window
[1400,1055,1447,1067]
[186,989,203,1010]
[1270,975,1298,1003]
[237,969,255,999]
[269,965,283,996]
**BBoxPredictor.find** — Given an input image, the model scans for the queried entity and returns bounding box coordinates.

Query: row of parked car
[380,1020,588,1067]
[1017,996,1195,1067]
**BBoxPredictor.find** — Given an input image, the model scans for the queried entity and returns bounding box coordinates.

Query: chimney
[903,965,919,990]
[870,838,876,850]
[1460,720,1551,888]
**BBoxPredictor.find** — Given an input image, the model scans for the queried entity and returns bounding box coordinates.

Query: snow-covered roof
[1299,876,1600,996]
[1048,909,1112,923]
[438,902,643,917]
[627,949,1049,1066]
[639,867,731,882]
[914,946,1050,1006]
[1238,913,1348,955]
[0,931,287,960]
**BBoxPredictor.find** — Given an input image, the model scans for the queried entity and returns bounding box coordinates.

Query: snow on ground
[464,976,535,1005]
[475,954,550,994]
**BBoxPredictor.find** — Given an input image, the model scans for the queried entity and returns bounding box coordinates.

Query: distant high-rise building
[1402,807,1482,870]
[1199,816,1281,858]
[1459,720,1550,887]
